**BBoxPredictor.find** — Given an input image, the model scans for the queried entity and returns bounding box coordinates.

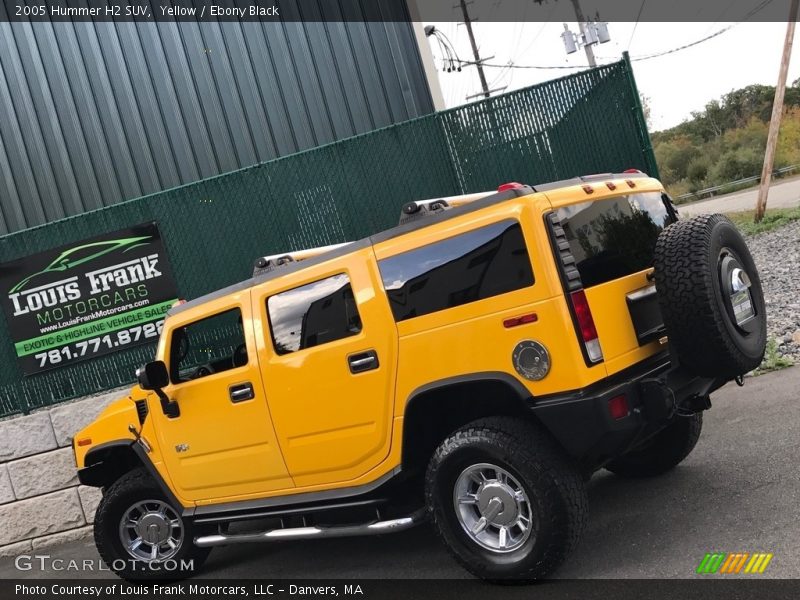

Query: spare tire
[653,214,766,379]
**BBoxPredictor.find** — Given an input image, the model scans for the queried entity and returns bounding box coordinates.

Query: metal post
[460,0,490,98]
[570,0,596,67]
[755,0,798,223]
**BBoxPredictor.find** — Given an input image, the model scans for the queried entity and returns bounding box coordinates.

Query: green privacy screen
[0,56,656,417]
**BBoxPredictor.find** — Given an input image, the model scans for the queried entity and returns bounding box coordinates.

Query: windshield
[555,192,675,288]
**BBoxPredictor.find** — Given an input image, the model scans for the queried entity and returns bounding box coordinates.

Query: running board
[193,509,426,548]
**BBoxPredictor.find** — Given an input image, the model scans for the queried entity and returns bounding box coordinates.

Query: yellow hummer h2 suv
[74,171,766,581]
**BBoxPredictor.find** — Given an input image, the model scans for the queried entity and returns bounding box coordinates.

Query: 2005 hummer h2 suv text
[74,172,766,581]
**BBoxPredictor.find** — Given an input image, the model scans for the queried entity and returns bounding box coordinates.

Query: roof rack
[397,188,518,225]
[253,242,352,277]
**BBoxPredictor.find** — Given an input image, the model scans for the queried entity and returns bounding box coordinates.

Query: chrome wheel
[453,462,534,553]
[719,248,756,329]
[119,500,183,562]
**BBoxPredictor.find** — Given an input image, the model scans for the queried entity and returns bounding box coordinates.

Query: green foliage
[708,146,764,183]
[752,338,794,376]
[725,207,800,236]
[653,83,800,197]
[686,156,710,185]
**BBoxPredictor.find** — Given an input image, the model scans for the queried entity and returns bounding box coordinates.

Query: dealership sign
[0,222,178,374]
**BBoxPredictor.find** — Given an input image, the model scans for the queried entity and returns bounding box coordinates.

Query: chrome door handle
[348,350,379,374]
[229,382,255,403]
[350,356,375,367]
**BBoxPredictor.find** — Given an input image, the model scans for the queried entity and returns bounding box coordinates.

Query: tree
[640,92,653,131]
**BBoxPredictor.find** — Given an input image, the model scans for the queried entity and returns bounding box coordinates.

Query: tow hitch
[639,356,726,422]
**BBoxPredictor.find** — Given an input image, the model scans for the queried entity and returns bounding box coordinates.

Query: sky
[424,21,800,132]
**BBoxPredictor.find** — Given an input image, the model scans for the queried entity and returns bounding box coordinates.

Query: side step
[193,509,426,548]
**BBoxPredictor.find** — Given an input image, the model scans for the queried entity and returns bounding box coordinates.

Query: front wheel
[425,417,587,581]
[94,468,211,581]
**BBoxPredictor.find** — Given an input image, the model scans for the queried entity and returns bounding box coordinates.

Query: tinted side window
[378,220,534,322]
[169,308,247,383]
[267,274,362,355]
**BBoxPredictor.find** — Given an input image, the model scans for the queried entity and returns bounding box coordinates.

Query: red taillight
[625,179,637,188]
[608,394,630,420]
[498,182,524,192]
[605,181,616,190]
[569,289,603,363]
[582,185,594,194]
[503,313,538,328]
[623,168,642,174]
[570,290,597,341]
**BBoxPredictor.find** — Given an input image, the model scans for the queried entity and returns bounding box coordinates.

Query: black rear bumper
[528,352,727,467]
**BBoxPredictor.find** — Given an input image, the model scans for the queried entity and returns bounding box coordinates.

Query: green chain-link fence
[0,56,657,417]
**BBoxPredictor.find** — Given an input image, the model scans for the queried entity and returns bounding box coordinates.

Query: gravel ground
[745,220,800,363]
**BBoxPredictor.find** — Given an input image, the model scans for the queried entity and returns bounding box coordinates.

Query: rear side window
[267,273,362,355]
[378,219,534,322]
[555,192,675,288]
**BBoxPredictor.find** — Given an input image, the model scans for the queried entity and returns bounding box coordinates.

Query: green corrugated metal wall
[0,57,657,417]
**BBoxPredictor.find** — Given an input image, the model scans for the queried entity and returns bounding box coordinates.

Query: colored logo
[9,236,152,294]
[697,552,774,574]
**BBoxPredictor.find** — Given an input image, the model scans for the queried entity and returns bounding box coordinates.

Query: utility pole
[459,0,490,99]
[755,0,798,222]
[570,0,596,67]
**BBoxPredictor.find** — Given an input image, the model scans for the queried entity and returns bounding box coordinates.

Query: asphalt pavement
[1,367,798,580]
[679,176,800,215]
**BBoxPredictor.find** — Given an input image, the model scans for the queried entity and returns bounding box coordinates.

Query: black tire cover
[654,214,767,378]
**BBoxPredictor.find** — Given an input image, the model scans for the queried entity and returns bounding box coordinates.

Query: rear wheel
[425,417,586,581]
[606,413,703,478]
[94,468,210,581]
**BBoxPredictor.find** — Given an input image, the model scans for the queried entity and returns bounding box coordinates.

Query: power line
[632,24,734,61]
[476,23,737,70]
[473,0,777,72]
[627,0,647,51]
[516,2,558,59]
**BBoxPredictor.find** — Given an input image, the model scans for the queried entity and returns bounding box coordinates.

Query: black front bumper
[528,352,727,467]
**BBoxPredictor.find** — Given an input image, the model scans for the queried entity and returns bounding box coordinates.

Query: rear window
[555,192,674,288]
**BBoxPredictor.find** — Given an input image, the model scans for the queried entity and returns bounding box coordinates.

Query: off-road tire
[654,214,766,378]
[94,468,210,581]
[606,413,703,478]
[425,417,587,581]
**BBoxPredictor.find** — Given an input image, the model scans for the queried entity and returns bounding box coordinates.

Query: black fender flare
[400,372,535,470]
[80,439,188,515]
